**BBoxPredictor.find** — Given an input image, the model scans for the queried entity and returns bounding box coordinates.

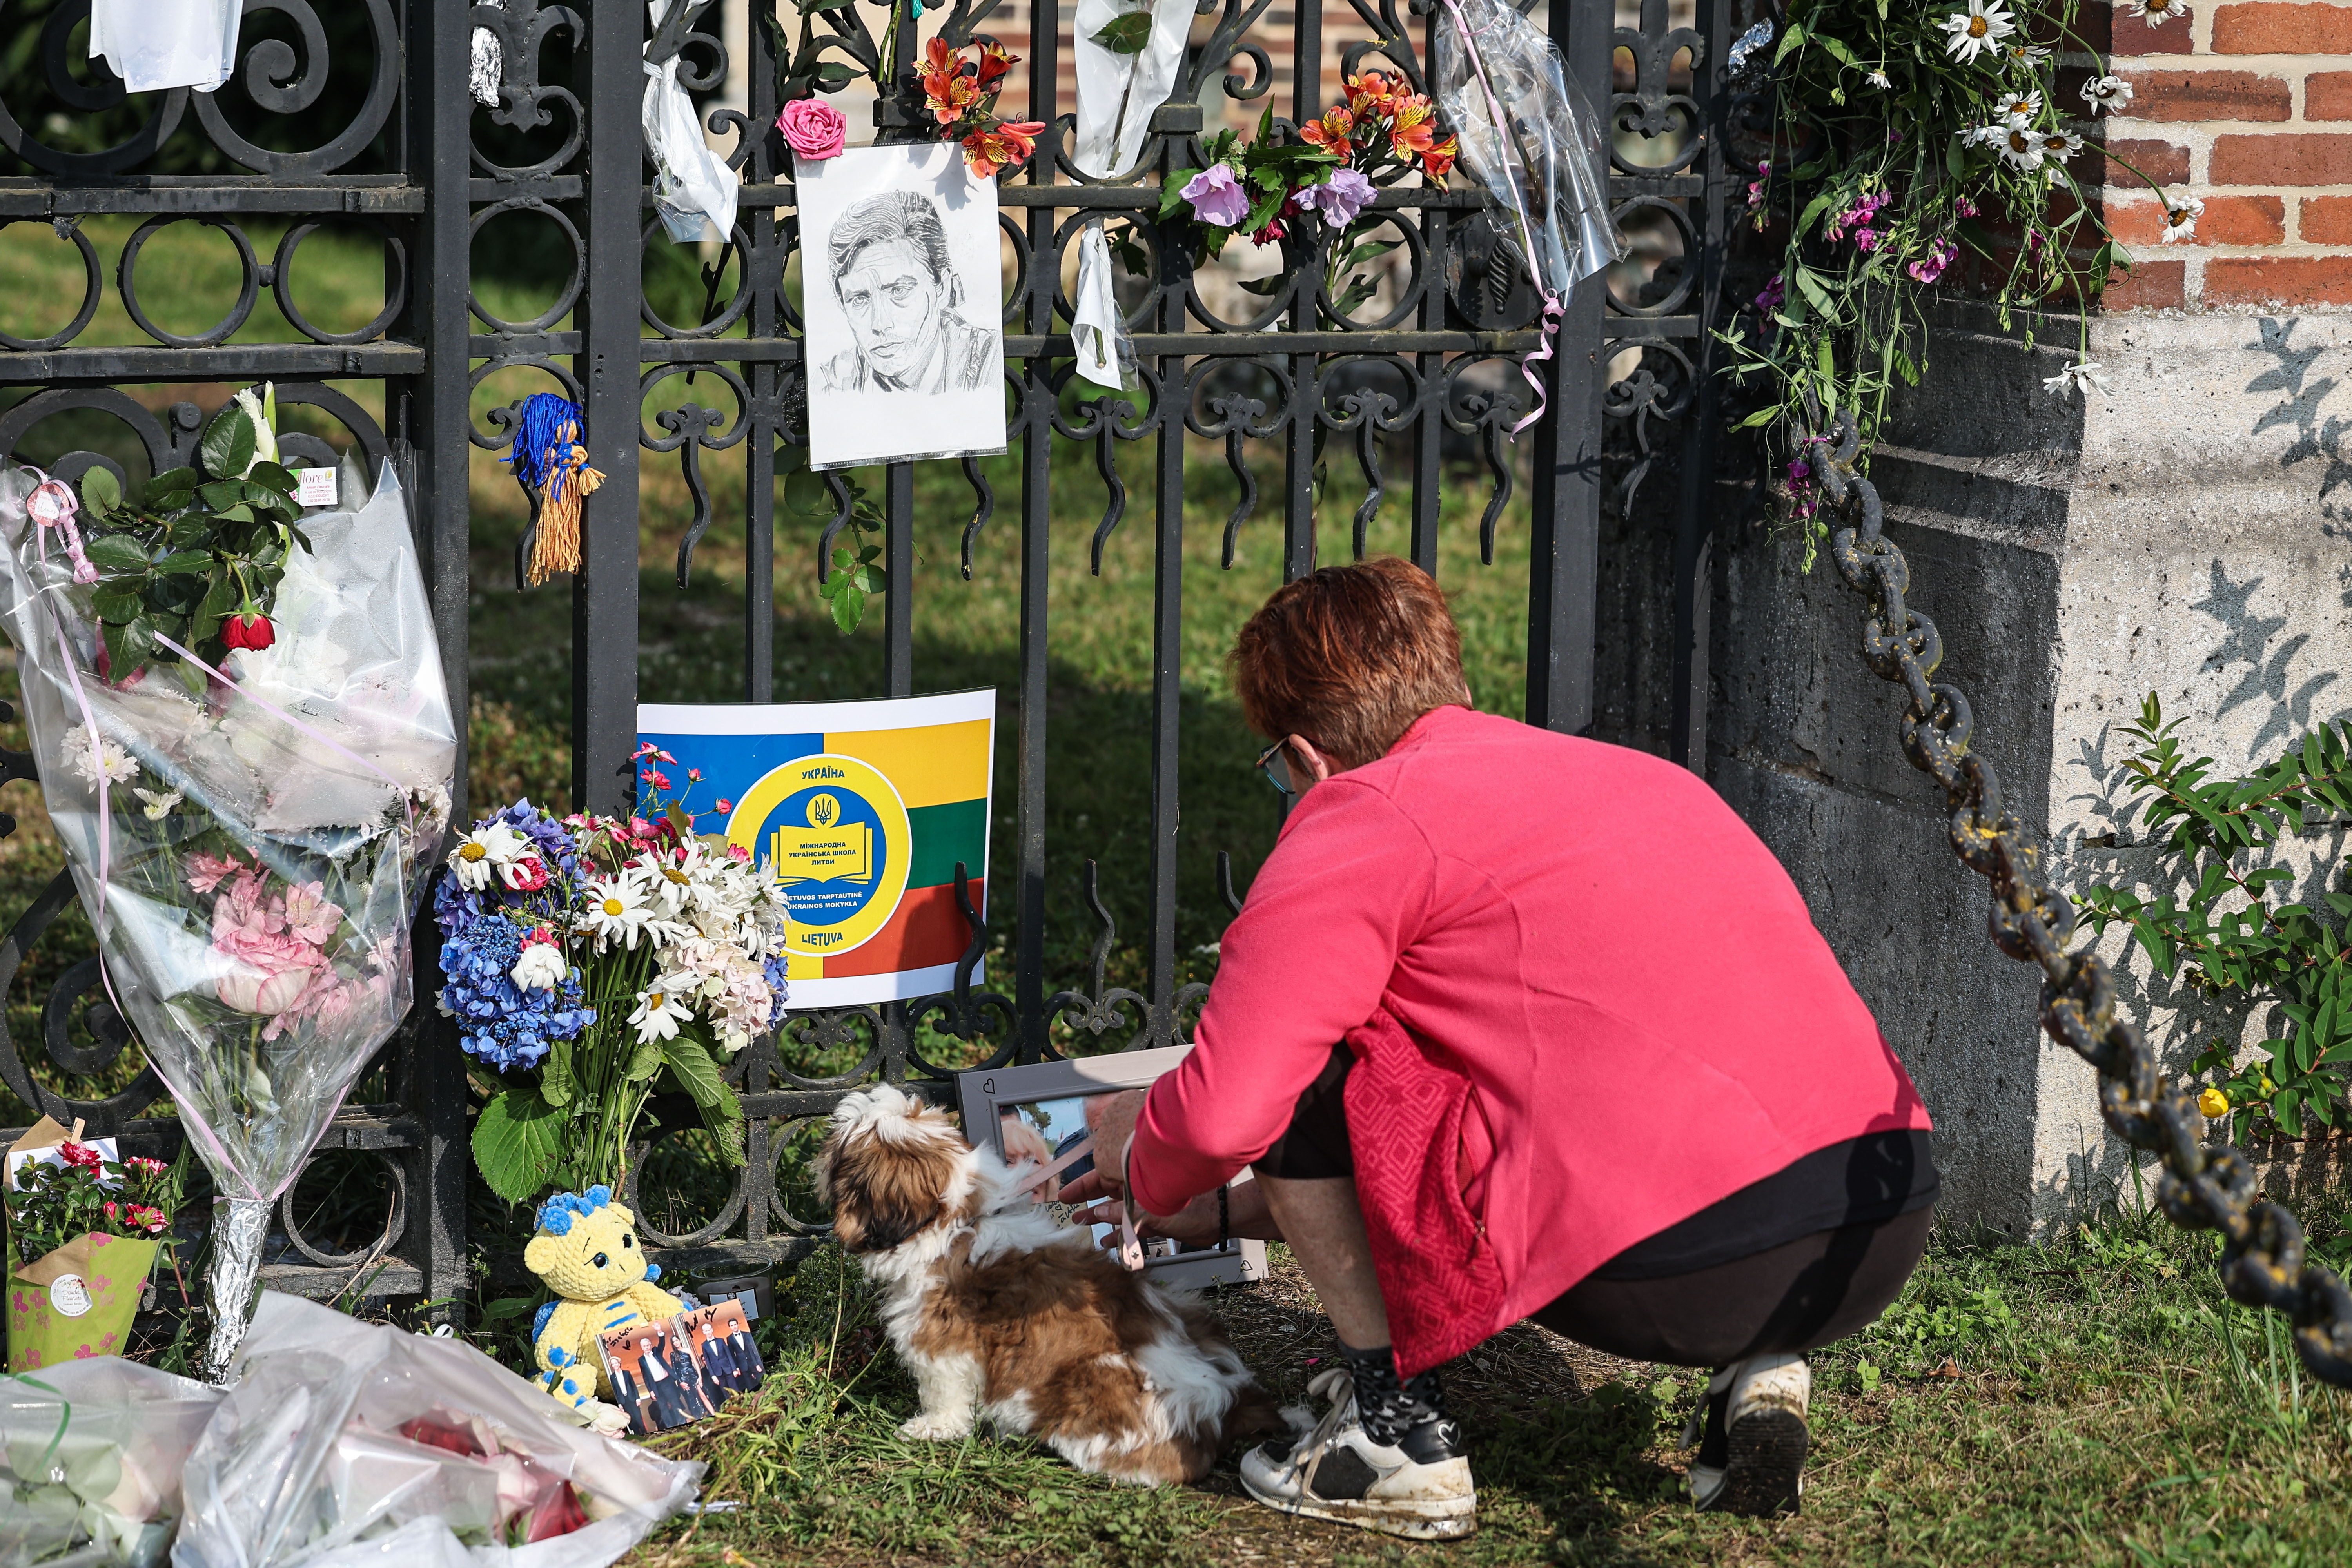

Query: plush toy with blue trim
[523,1185,683,1418]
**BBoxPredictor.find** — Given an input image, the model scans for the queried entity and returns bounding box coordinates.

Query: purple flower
[1755,273,1785,311]
[1907,237,1958,284]
[1854,228,1880,253]
[1786,459,1812,484]
[1181,163,1249,228]
[1299,167,1375,229]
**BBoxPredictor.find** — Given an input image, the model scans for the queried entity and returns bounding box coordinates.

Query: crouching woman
[1064,557,1935,1538]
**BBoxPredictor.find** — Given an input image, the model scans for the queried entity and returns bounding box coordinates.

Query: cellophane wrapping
[172,1293,701,1568]
[0,1356,223,1567]
[1432,0,1626,296]
[0,460,455,1378]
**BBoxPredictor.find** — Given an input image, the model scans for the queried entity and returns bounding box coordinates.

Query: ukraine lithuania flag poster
[637,690,995,1008]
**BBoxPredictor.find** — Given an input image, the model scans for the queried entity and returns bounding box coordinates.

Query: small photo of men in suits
[598,1316,717,1435]
[681,1298,766,1403]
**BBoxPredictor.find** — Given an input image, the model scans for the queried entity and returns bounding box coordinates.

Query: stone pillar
[1710,302,2352,1236]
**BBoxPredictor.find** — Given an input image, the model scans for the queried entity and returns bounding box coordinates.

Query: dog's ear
[822,1129,959,1254]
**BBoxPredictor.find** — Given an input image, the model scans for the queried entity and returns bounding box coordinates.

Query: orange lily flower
[964,120,1045,178]
[1389,95,1446,161]
[975,41,1019,91]
[1344,72,1398,118]
[1419,132,1459,185]
[922,38,978,125]
[1300,105,1355,158]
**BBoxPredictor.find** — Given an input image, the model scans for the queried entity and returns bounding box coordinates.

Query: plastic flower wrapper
[0,461,456,1381]
[174,1293,699,1568]
[1431,0,1624,298]
[0,1356,222,1567]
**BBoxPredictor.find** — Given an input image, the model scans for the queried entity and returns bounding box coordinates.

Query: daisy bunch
[1719,0,2176,559]
[439,777,790,1205]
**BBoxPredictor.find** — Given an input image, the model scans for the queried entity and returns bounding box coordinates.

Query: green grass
[618,1198,2352,1568]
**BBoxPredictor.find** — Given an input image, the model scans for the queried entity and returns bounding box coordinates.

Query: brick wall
[2090,0,2352,309]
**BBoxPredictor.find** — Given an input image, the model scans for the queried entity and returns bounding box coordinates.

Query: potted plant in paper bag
[5,1118,183,1372]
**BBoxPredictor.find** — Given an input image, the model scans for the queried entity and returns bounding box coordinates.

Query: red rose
[222,612,275,651]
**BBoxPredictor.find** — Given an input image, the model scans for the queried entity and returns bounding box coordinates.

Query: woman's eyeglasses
[1256,740,1299,799]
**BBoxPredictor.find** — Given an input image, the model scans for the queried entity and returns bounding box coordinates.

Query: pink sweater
[1129,705,1931,1332]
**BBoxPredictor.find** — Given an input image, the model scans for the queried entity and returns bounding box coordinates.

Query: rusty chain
[1810,408,2352,1385]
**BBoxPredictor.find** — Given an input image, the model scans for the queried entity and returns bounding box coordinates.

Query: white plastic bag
[0,460,456,1379]
[1432,0,1625,297]
[642,0,739,245]
[172,1294,702,1568]
[86,0,241,96]
[0,1359,222,1568]
[1069,0,1188,390]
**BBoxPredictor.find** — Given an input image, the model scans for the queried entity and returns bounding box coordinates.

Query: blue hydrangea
[433,800,582,931]
[763,955,790,1027]
[437,909,595,1071]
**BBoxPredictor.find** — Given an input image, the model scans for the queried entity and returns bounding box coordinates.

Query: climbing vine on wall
[1723,0,2190,557]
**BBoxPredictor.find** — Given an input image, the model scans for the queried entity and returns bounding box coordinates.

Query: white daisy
[577,875,655,949]
[2081,74,2134,114]
[2159,194,2204,243]
[1867,69,1892,89]
[2038,129,2086,162]
[2043,361,2107,398]
[629,979,696,1044]
[2001,40,2052,68]
[1994,123,2046,170]
[132,787,181,820]
[449,822,529,891]
[1994,89,2042,126]
[511,940,570,991]
[1939,0,2016,63]
[64,723,137,788]
[2127,0,2184,24]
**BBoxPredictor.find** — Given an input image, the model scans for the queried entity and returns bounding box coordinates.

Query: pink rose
[779,98,847,161]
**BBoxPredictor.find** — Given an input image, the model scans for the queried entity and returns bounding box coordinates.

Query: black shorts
[1250,1042,1357,1180]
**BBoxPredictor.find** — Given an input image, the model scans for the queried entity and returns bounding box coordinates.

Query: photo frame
[956,1045,1269,1292]
[795,143,1008,470]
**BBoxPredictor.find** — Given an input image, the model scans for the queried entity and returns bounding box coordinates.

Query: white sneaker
[1238,1368,1477,1540]
[1685,1353,1809,1516]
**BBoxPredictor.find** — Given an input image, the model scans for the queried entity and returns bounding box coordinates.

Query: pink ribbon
[1438,0,1564,436]
[24,474,98,585]
[1009,1131,1147,1272]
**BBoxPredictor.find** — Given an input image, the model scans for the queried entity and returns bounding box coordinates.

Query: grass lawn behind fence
[7,211,2352,1568]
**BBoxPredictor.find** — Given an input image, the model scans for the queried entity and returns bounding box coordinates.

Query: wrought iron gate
[0,0,1728,1299]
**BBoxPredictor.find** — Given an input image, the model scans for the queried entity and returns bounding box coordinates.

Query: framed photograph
[957,1045,1269,1292]
[794,142,1007,470]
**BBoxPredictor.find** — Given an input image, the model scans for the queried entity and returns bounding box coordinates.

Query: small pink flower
[1956,195,1980,218]
[187,852,247,895]
[500,854,550,893]
[1854,228,1880,252]
[779,97,848,161]
[714,797,734,814]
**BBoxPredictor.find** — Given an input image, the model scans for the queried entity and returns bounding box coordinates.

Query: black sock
[1339,1340,1446,1446]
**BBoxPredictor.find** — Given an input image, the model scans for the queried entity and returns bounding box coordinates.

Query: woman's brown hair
[1230,557,1468,769]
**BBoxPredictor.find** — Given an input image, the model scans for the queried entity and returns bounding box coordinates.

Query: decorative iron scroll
[0,0,1728,1283]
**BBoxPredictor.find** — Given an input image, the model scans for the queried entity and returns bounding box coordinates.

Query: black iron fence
[0,0,1728,1300]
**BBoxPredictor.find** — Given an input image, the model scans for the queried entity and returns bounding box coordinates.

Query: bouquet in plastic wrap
[0,1355,222,1568]
[1431,0,1625,427]
[173,1292,699,1568]
[0,389,456,1379]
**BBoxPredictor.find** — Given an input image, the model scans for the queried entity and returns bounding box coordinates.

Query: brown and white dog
[814,1083,1281,1483]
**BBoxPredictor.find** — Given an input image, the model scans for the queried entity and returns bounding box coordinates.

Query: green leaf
[199,402,258,483]
[1343,239,1403,269]
[625,1034,665,1083]
[90,586,143,625]
[661,1034,734,1110]
[78,466,121,515]
[145,466,198,497]
[1091,11,1154,52]
[782,466,831,517]
[541,1036,575,1110]
[478,1293,546,1322]
[1814,33,1859,67]
[83,535,149,575]
[830,576,866,634]
[245,461,298,497]
[1791,266,1838,319]
[813,60,855,89]
[472,1089,566,1206]
[1773,19,1807,62]
[151,550,212,577]
[1236,274,1289,297]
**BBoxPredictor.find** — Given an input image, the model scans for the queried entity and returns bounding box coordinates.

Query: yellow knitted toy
[524,1185,683,1413]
